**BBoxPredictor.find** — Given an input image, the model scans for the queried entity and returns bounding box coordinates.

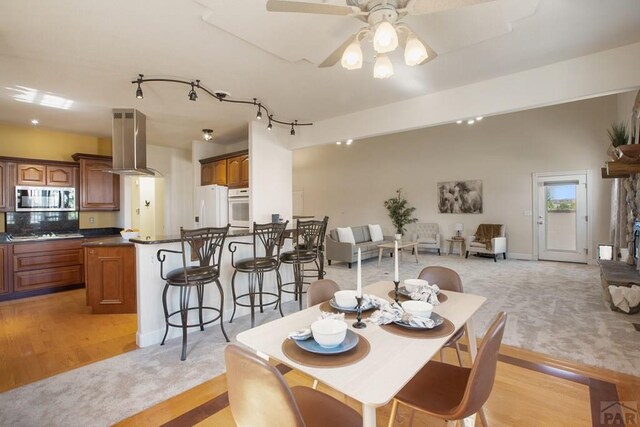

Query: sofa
[465,224,507,262]
[407,222,441,255]
[326,225,394,268]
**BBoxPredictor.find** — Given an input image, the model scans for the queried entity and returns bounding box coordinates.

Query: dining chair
[306,279,340,307]
[387,312,507,427]
[418,266,465,366]
[225,344,362,427]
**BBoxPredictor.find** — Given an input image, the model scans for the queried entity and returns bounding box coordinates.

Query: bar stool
[279,217,327,310]
[299,216,329,282]
[228,221,288,328]
[157,226,229,361]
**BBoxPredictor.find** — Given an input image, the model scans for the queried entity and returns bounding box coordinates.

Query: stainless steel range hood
[106,108,155,176]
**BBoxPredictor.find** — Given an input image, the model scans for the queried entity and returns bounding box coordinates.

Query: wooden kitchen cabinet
[45,165,75,187]
[12,239,84,293]
[73,153,120,211]
[201,162,214,186]
[227,154,249,188]
[17,163,46,185]
[0,245,8,295]
[85,245,136,314]
[201,159,227,186]
[0,162,7,211]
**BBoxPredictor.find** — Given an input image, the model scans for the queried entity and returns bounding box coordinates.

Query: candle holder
[352,296,366,329]
[393,280,400,303]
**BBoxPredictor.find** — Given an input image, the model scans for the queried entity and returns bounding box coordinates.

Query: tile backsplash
[5,212,79,235]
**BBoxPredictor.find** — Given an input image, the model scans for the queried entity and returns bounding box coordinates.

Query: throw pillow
[368,224,384,243]
[336,227,355,244]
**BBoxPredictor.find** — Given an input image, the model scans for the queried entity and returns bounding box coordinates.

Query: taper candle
[394,240,399,282]
[357,248,362,297]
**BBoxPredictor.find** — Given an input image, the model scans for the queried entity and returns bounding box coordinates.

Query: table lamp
[454,223,464,239]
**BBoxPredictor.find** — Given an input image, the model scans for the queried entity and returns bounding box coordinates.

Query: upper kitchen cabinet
[17,163,46,185]
[200,150,248,188]
[72,153,120,211]
[16,163,75,187]
[0,162,7,211]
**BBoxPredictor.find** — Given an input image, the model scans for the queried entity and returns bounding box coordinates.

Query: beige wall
[293,95,618,259]
[0,123,117,231]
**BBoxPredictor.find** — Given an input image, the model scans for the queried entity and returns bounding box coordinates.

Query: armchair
[408,223,441,255]
[465,224,507,262]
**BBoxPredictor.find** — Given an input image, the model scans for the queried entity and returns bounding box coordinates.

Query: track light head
[290,123,296,136]
[267,115,273,130]
[188,83,198,101]
[257,107,262,120]
[135,74,144,99]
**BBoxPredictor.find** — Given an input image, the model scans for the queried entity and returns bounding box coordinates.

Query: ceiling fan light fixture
[373,54,394,79]
[202,129,214,141]
[373,21,398,54]
[404,35,429,66]
[341,41,363,70]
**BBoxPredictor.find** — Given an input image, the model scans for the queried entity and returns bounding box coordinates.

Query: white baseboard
[507,252,533,260]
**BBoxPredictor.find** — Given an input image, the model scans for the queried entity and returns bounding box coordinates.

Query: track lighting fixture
[135,74,144,99]
[202,129,214,141]
[188,81,199,101]
[133,75,311,134]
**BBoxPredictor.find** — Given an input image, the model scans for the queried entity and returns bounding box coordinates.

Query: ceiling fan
[266,0,495,78]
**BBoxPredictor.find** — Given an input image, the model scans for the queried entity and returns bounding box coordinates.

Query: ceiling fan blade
[405,0,496,15]
[318,33,358,68]
[398,29,438,65]
[266,0,359,16]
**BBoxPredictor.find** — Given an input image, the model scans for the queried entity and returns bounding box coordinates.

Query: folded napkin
[409,284,441,306]
[288,328,312,341]
[368,301,435,328]
[318,311,345,320]
[362,293,385,308]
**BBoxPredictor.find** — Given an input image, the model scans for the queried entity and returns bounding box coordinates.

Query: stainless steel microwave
[15,186,77,211]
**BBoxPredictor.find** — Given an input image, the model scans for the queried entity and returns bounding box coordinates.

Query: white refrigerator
[195,185,229,227]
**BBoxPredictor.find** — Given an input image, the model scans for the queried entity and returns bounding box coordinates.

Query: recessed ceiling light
[31,119,39,125]
[476,116,483,121]
[336,141,342,145]
[456,120,462,124]
[467,119,475,125]
[346,139,353,145]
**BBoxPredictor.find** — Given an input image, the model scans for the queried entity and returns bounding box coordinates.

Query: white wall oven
[15,186,77,211]
[228,188,250,228]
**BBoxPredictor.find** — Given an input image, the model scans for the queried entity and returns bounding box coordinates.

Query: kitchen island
[129,229,294,347]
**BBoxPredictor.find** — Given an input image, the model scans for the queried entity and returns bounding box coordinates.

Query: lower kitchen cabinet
[12,239,84,293]
[85,245,136,314]
[0,245,8,295]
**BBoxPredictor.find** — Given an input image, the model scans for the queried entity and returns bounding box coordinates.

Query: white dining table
[236,280,486,427]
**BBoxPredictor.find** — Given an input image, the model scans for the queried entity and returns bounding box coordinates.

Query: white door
[536,174,588,263]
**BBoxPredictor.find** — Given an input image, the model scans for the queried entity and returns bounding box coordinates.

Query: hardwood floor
[116,341,640,427]
[0,289,137,392]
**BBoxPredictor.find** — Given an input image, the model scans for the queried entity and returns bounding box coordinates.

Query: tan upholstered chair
[417,266,465,366]
[387,312,507,427]
[408,223,441,255]
[225,344,362,427]
[306,279,341,307]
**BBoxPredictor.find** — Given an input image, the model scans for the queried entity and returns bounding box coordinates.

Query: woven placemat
[386,290,448,303]
[282,333,370,368]
[380,317,455,339]
[318,300,377,319]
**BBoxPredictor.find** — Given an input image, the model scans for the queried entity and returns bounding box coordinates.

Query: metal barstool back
[228,221,289,327]
[157,225,230,361]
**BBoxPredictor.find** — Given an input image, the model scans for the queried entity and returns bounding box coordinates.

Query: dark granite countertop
[82,237,134,247]
[129,228,293,245]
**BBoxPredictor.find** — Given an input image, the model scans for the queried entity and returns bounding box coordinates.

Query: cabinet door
[0,245,8,295]
[46,165,75,187]
[201,163,214,186]
[17,164,46,185]
[239,155,249,187]
[80,159,120,210]
[213,160,227,185]
[227,156,242,187]
[0,162,6,211]
[85,246,136,314]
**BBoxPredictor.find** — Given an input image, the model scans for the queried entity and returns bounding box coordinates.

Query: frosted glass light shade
[454,223,464,232]
[341,41,363,70]
[373,21,398,53]
[373,54,394,79]
[404,35,429,66]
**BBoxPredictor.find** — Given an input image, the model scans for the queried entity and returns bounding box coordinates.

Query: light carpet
[1,254,638,426]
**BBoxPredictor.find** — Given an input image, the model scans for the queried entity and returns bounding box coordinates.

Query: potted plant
[384,189,417,240]
[608,122,639,162]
